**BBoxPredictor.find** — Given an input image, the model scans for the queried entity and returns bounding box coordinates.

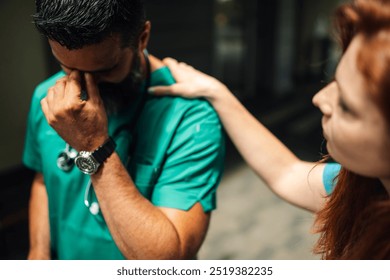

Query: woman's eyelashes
[338,97,350,113]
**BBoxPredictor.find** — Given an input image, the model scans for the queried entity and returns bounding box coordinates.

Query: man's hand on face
[41,71,109,152]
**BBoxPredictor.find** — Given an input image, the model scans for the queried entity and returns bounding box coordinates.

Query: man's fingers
[46,87,57,109]
[68,70,81,82]
[53,79,66,99]
[66,71,84,101]
[40,97,53,123]
[56,76,68,83]
[84,72,100,102]
[40,97,49,116]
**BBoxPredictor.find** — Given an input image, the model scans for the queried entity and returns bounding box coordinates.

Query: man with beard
[23,0,225,260]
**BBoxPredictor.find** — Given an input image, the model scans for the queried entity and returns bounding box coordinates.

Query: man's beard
[98,54,143,115]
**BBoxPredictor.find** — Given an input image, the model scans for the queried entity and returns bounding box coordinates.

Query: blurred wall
[0,0,347,173]
[0,0,47,171]
[255,0,345,102]
[145,0,214,74]
[293,0,345,83]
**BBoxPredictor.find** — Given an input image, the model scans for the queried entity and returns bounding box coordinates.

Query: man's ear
[138,21,151,51]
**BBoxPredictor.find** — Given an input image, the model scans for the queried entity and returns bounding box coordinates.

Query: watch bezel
[75,151,100,175]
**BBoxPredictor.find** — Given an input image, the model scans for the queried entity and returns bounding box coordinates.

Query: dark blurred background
[0,0,345,259]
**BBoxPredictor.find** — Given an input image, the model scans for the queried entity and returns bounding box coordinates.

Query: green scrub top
[23,67,225,259]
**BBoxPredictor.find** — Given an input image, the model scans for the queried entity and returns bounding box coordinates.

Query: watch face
[75,152,99,175]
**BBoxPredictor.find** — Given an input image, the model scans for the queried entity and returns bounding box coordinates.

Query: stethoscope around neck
[56,143,78,172]
[56,147,100,215]
[56,49,151,217]
[55,144,100,214]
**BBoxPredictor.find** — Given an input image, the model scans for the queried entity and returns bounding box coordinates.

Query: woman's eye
[338,98,350,113]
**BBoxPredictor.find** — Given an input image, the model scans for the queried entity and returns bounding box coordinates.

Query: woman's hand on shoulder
[148,57,229,100]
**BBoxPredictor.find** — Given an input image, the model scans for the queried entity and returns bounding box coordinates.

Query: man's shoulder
[148,96,217,119]
[33,71,65,100]
[27,72,65,122]
[149,66,218,119]
[141,96,223,148]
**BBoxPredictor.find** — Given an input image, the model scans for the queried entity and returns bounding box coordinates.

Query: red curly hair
[314,0,390,259]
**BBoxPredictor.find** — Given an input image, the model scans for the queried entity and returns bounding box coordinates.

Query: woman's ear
[138,21,151,51]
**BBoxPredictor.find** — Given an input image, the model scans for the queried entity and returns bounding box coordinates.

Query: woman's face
[312,35,390,179]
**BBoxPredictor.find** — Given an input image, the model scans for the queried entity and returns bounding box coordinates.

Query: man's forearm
[28,173,51,260]
[91,153,184,259]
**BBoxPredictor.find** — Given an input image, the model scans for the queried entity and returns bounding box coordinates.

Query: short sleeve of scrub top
[23,72,65,172]
[322,163,341,195]
[150,100,225,212]
[23,93,42,172]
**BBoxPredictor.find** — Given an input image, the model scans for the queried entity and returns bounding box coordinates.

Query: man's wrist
[75,137,117,175]
[80,134,110,152]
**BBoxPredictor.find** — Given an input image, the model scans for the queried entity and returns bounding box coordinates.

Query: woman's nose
[312,82,336,117]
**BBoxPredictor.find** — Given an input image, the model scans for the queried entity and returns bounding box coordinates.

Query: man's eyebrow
[53,57,118,74]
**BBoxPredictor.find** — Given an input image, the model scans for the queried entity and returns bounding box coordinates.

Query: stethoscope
[57,143,78,172]
[56,49,152,217]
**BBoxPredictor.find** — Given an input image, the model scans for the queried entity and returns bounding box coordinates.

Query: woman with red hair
[149,0,390,259]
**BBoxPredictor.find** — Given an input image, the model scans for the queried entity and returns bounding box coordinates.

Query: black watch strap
[92,137,117,164]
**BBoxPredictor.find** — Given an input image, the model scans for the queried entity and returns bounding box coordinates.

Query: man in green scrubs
[23,0,225,260]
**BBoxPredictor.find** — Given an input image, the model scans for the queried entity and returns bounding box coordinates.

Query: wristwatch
[75,137,117,175]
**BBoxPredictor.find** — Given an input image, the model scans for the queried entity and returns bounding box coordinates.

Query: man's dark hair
[33,0,146,50]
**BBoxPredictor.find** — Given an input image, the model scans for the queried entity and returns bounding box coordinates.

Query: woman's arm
[150,58,328,212]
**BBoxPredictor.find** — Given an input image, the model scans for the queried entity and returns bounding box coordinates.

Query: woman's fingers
[150,57,225,100]
[149,83,193,97]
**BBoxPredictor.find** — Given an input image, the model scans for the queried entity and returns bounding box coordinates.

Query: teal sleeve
[22,90,44,172]
[323,163,341,195]
[151,102,225,212]
[22,72,65,172]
